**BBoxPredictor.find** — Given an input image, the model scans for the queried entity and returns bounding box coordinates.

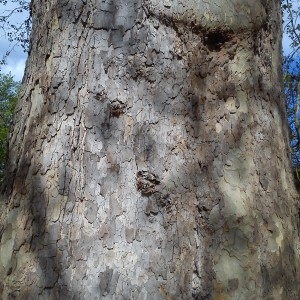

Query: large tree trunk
[1,0,299,299]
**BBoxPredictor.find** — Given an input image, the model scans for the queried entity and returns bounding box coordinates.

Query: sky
[0,1,29,81]
[0,2,298,82]
[0,38,27,81]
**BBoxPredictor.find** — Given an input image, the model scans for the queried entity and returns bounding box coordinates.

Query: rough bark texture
[0,0,300,299]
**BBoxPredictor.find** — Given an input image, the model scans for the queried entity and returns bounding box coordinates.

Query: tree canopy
[0,73,19,181]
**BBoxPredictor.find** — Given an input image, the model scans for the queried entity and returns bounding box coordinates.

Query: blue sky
[0,39,27,81]
[0,2,297,82]
[0,1,28,81]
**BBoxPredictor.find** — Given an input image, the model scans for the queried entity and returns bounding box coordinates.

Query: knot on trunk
[110,99,126,117]
[136,171,160,196]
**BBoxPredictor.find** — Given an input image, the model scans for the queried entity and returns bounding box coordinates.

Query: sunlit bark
[0,0,299,299]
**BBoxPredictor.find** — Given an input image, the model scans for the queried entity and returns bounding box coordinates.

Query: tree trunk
[1,0,299,299]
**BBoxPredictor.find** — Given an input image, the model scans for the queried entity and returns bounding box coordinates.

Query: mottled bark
[0,0,299,299]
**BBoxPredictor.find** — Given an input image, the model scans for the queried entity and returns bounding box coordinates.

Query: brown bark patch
[136,171,160,196]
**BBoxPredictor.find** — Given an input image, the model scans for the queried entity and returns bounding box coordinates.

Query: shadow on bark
[0,0,299,299]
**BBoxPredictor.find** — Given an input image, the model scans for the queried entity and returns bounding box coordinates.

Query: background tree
[282,0,300,63]
[0,73,19,182]
[282,0,300,176]
[284,71,300,165]
[0,1,300,299]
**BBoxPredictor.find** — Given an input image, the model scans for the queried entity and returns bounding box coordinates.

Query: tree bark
[1,0,300,299]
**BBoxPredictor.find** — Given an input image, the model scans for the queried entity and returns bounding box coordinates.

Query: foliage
[0,0,31,67]
[0,73,19,181]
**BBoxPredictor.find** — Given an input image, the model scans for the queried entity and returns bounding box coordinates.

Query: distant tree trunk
[1,0,299,299]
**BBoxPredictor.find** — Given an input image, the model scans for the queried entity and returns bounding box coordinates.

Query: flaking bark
[0,0,299,299]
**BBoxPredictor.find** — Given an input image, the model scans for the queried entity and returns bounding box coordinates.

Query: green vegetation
[0,73,19,181]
